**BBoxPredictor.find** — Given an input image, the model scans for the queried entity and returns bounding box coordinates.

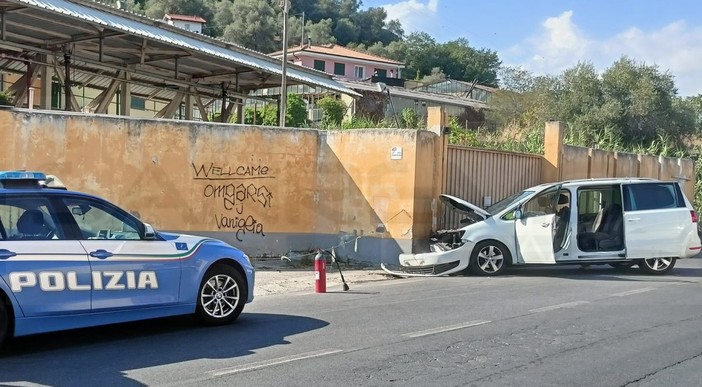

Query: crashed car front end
[382,194,489,276]
[385,232,476,276]
[382,194,496,277]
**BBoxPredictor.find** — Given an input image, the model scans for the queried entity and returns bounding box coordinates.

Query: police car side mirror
[143,223,157,240]
[513,209,523,220]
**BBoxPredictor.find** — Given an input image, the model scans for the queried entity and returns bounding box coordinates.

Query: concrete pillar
[543,121,565,183]
[426,106,449,233]
[119,71,131,116]
[39,55,54,110]
[184,87,192,120]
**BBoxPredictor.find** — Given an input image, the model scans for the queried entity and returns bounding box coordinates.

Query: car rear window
[623,183,685,211]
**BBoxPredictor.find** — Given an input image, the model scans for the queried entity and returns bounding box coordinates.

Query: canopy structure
[0,0,359,120]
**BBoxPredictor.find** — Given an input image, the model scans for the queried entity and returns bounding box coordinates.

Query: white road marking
[613,287,656,297]
[402,320,491,338]
[209,349,343,376]
[529,300,590,313]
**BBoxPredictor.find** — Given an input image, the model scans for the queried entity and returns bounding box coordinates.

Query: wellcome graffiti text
[193,160,274,241]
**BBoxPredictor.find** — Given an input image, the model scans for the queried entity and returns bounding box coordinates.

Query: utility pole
[279,0,290,127]
[301,11,305,46]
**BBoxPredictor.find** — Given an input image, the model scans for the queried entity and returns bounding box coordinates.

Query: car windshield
[486,190,534,215]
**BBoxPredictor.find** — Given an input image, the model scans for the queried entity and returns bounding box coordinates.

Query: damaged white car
[382,178,701,277]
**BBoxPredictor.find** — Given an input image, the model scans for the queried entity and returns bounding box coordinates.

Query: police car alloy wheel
[639,257,676,275]
[196,264,247,325]
[468,240,510,276]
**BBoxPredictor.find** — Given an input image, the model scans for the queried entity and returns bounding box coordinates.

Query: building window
[354,66,364,78]
[183,23,191,30]
[334,62,345,76]
[374,68,387,78]
[131,96,146,110]
[313,60,326,72]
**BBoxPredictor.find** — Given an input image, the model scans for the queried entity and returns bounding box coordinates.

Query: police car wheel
[0,301,8,348]
[196,264,246,325]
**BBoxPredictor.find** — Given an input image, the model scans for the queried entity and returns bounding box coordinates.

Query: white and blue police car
[0,171,255,348]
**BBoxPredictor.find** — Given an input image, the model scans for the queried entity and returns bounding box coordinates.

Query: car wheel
[609,262,636,270]
[0,300,9,348]
[196,264,247,325]
[469,241,510,276]
[638,257,676,275]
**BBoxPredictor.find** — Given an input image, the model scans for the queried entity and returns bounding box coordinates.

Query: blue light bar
[0,171,47,180]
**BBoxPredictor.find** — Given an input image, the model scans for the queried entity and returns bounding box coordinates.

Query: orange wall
[0,108,438,261]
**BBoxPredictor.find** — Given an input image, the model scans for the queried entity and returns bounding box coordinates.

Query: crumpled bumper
[382,242,475,277]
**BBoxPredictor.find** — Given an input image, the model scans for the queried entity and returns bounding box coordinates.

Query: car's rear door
[0,194,90,316]
[623,182,690,258]
[57,195,182,311]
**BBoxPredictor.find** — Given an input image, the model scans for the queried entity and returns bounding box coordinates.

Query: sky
[362,0,702,96]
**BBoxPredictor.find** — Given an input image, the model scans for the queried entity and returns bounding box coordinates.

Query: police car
[0,171,255,348]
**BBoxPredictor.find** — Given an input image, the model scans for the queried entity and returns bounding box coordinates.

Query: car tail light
[691,210,698,223]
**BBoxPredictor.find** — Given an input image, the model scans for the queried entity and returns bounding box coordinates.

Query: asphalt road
[2,258,702,387]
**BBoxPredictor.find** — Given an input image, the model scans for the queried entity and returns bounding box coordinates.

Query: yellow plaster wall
[0,109,436,256]
[320,129,422,240]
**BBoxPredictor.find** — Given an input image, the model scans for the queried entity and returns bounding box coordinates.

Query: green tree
[317,96,347,127]
[253,94,308,127]
[143,0,213,25]
[488,57,697,146]
[218,0,280,53]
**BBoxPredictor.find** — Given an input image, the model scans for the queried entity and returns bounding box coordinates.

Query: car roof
[525,177,664,191]
[0,187,103,201]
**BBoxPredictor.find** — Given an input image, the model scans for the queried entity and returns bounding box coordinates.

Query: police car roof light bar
[0,171,47,181]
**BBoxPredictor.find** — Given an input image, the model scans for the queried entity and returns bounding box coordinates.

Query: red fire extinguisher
[314,251,326,293]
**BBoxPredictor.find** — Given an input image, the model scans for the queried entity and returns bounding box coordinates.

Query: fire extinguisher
[314,251,326,293]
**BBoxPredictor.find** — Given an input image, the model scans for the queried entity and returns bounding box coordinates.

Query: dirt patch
[253,260,396,296]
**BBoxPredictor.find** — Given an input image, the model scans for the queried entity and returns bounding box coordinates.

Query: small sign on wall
[391,146,403,160]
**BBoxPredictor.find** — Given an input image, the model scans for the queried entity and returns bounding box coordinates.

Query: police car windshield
[486,190,534,215]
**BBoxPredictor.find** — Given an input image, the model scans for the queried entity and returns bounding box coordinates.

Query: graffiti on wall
[192,162,274,241]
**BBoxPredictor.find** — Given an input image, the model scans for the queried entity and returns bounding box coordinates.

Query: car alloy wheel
[639,257,676,275]
[469,241,510,276]
[196,264,246,325]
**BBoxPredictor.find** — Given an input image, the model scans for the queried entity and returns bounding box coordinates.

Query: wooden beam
[193,88,209,122]
[52,65,80,111]
[154,87,185,119]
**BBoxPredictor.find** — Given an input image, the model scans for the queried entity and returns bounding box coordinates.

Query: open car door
[515,185,561,264]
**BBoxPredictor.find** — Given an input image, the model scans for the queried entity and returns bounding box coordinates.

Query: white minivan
[385,178,701,276]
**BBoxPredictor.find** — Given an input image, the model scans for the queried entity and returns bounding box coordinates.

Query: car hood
[439,194,491,219]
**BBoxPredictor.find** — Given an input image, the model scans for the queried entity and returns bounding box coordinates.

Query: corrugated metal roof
[339,80,488,109]
[12,0,360,97]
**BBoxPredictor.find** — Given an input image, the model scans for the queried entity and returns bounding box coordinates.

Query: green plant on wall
[286,93,308,127]
[257,94,308,127]
[317,96,347,128]
[401,108,422,129]
[0,92,13,106]
[244,107,263,124]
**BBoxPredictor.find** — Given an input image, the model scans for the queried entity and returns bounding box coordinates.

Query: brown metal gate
[441,145,543,230]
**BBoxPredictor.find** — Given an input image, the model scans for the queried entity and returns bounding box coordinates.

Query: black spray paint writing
[203,183,273,214]
[214,214,265,242]
[191,162,271,179]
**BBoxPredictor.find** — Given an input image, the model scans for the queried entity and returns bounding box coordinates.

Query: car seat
[16,209,51,239]
[578,203,623,251]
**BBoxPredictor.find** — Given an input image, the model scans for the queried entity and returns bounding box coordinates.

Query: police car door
[0,195,91,316]
[515,186,559,264]
[60,196,181,311]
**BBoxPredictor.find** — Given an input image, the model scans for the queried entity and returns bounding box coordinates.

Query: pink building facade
[272,44,404,81]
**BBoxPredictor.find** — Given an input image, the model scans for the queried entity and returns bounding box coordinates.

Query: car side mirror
[513,209,522,220]
[143,223,157,240]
